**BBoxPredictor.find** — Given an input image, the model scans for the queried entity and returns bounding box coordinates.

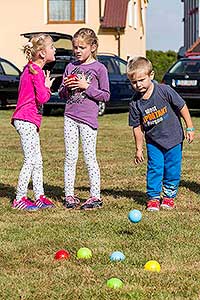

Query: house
[0,0,148,70]
[179,0,200,56]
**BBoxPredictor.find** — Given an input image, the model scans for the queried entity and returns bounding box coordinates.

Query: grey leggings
[14,120,44,200]
[64,116,100,199]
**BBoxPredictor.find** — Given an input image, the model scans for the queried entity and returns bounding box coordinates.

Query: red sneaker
[160,197,175,209]
[147,199,160,212]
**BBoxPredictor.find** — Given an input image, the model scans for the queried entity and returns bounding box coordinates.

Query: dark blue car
[43,53,134,116]
[21,32,135,116]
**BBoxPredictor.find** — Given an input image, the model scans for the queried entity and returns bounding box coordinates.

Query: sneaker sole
[38,205,55,209]
[64,204,80,210]
[146,207,160,212]
[12,207,39,211]
[80,204,103,210]
[160,204,174,210]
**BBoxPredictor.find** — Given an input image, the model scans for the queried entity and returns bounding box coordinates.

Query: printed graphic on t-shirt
[67,68,93,104]
[143,105,168,126]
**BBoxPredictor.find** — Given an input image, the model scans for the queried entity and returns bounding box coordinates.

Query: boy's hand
[186,131,195,144]
[134,149,144,165]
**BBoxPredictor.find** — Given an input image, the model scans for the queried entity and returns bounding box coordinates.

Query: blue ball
[128,209,142,223]
[110,251,125,261]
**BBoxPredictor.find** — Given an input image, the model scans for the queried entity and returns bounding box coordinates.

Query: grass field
[1,109,200,300]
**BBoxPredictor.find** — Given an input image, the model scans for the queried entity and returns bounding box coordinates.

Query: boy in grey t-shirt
[127,57,194,212]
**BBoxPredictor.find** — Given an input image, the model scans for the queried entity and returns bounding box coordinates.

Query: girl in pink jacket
[11,33,55,211]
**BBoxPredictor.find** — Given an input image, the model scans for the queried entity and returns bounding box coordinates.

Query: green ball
[77,247,92,259]
[106,278,123,289]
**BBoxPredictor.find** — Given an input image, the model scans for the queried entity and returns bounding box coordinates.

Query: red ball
[67,74,77,79]
[54,249,70,260]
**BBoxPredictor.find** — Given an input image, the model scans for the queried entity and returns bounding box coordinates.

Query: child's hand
[134,149,144,165]
[63,74,78,89]
[63,73,89,90]
[185,131,195,144]
[44,70,55,88]
[77,73,89,90]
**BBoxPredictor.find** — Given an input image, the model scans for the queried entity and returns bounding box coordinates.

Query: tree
[146,50,177,83]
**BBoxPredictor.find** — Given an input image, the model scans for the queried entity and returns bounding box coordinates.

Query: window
[1,61,20,76]
[114,58,127,75]
[48,0,85,23]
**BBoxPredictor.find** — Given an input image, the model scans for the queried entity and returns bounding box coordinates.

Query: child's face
[129,69,154,94]
[73,38,96,63]
[44,38,56,63]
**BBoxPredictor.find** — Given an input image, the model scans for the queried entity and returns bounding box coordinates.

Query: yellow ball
[144,260,161,272]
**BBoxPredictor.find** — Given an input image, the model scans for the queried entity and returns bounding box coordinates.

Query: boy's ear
[150,70,155,80]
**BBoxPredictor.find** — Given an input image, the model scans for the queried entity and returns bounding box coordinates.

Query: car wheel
[0,96,7,107]
[43,106,52,116]
[98,102,106,116]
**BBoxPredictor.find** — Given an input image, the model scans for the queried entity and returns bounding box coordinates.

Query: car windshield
[169,60,200,74]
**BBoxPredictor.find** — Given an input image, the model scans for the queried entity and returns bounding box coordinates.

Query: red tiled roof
[101,0,129,29]
[186,38,200,54]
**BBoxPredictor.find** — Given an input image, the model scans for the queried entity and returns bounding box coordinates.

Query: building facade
[0,0,148,70]
[182,0,200,50]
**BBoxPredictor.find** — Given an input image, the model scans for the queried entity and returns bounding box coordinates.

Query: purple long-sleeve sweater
[59,60,110,129]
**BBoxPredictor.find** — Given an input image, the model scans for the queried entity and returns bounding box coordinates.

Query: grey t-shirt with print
[129,83,186,150]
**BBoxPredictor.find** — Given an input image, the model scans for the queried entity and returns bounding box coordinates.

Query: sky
[146,0,184,52]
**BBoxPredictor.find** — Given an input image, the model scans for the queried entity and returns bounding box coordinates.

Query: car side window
[98,57,117,75]
[0,63,4,75]
[51,61,68,74]
[1,61,20,76]
[114,58,127,75]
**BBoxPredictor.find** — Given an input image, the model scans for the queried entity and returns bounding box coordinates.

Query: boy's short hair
[127,56,153,77]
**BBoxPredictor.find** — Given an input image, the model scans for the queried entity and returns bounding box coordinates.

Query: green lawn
[0,109,200,300]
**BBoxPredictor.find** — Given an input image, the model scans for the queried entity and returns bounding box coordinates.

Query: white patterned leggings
[64,116,100,199]
[14,120,44,201]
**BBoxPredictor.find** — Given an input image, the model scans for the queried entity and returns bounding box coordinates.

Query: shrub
[146,50,177,83]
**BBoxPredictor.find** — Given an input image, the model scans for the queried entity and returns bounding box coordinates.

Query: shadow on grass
[180,179,200,194]
[0,183,15,201]
[0,182,147,205]
[0,183,64,203]
[77,186,147,205]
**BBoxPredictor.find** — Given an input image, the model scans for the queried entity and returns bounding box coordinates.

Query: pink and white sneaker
[64,195,80,209]
[80,197,103,210]
[12,196,39,211]
[35,195,55,209]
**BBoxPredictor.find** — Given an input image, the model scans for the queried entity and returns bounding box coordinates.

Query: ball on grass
[144,260,161,272]
[77,247,92,259]
[128,209,142,223]
[106,277,123,289]
[110,251,125,262]
[54,249,70,260]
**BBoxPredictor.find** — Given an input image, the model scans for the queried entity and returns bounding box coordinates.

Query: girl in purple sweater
[11,33,55,211]
[59,28,110,210]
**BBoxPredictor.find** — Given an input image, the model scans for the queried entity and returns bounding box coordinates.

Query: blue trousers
[146,143,182,200]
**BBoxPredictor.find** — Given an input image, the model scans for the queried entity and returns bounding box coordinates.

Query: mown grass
[1,109,200,300]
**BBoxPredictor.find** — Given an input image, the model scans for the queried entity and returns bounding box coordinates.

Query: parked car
[43,53,135,116]
[21,32,135,116]
[162,56,200,109]
[0,57,21,107]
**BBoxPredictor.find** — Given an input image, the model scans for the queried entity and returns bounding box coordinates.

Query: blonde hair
[23,33,53,73]
[72,28,99,59]
[127,56,153,77]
